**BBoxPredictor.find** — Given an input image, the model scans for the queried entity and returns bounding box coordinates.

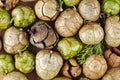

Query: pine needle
[77,41,104,64]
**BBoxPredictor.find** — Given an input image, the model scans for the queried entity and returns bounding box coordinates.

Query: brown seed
[62,58,81,78]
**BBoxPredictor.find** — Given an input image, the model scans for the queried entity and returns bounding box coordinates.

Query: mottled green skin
[63,0,80,7]
[115,0,120,5]
[0,54,14,74]
[57,37,82,60]
[102,0,120,16]
[12,5,36,28]
[15,51,34,74]
[0,8,11,30]
[53,77,71,80]
[79,78,90,80]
